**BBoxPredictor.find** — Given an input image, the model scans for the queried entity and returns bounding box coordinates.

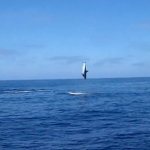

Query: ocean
[0,78,150,150]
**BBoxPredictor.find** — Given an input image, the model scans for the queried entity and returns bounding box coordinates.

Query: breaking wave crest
[2,89,52,94]
[68,92,89,95]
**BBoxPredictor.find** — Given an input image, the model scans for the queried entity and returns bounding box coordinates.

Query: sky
[0,0,150,80]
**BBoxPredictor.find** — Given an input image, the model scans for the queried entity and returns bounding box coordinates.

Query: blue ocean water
[0,78,150,150]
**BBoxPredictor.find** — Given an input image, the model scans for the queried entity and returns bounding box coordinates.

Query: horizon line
[0,76,150,81]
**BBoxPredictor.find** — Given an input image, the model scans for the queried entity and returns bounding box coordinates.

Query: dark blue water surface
[1,78,150,150]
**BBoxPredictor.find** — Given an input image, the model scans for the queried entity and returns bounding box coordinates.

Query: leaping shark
[82,62,88,79]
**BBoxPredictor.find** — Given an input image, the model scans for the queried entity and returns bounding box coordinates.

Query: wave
[2,89,52,94]
[68,92,89,95]
[37,89,52,92]
[4,90,32,93]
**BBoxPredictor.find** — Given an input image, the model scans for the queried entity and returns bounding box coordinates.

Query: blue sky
[0,0,150,80]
